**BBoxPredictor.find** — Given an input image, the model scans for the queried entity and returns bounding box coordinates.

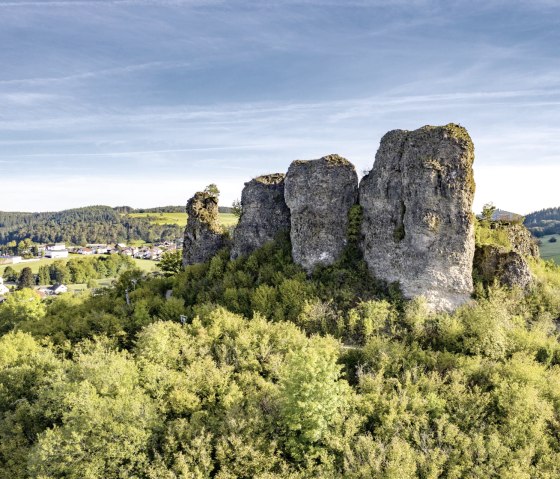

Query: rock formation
[473,245,533,289]
[505,224,540,258]
[359,124,476,312]
[473,222,536,289]
[231,174,291,259]
[285,155,358,273]
[183,192,226,266]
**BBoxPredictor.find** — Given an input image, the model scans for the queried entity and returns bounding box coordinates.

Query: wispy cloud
[10,145,270,158]
[0,92,63,105]
[0,0,220,6]
[0,0,559,212]
[1,87,559,130]
[0,60,191,86]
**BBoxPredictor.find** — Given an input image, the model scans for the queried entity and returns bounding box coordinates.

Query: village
[0,239,182,302]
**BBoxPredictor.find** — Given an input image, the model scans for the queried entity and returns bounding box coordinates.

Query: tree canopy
[1,221,560,477]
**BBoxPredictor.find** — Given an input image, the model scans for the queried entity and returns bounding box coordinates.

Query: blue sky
[0,0,559,214]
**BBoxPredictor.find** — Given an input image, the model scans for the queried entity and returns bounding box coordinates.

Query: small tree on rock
[204,184,220,199]
[232,199,242,218]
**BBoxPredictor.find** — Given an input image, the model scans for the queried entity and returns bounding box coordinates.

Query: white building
[0,255,23,265]
[46,243,67,251]
[49,284,68,295]
[44,249,69,259]
[0,278,9,296]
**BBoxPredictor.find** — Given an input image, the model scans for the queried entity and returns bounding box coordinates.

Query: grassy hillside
[127,212,238,228]
[538,234,560,264]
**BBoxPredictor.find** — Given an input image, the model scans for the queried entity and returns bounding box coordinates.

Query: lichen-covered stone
[505,224,540,258]
[285,154,358,272]
[360,124,475,312]
[473,245,533,289]
[182,192,226,266]
[230,174,291,259]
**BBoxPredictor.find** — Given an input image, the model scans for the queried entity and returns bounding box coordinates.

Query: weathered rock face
[183,192,226,266]
[505,224,540,258]
[231,174,291,259]
[473,245,533,289]
[285,155,358,272]
[360,124,476,312]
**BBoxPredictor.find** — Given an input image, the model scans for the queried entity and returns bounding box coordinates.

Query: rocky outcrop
[360,124,476,312]
[183,192,226,266]
[231,174,291,259]
[473,245,533,289]
[505,224,540,258]
[285,155,358,272]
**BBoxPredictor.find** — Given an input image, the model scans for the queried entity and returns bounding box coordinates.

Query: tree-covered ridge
[525,206,560,237]
[0,205,183,245]
[115,205,234,214]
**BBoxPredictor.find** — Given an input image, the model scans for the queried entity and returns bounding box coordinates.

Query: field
[1,257,65,275]
[132,258,158,272]
[127,212,238,228]
[538,234,560,264]
[1,256,157,277]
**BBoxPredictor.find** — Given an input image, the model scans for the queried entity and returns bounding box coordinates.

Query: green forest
[2,216,560,478]
[525,207,560,237]
[0,206,183,246]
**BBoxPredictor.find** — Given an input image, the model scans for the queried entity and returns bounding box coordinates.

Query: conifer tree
[17,267,34,290]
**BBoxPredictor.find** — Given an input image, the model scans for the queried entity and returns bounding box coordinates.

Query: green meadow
[538,234,560,264]
[126,212,238,228]
[1,257,156,278]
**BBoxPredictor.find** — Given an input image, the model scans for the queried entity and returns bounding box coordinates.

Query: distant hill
[0,205,183,245]
[114,205,233,214]
[524,207,560,237]
[491,209,524,223]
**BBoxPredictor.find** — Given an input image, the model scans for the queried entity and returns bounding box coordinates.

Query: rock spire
[182,191,226,266]
[231,174,291,259]
[359,124,476,311]
[284,154,358,273]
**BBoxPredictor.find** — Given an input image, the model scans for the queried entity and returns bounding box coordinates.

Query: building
[47,243,67,251]
[44,249,69,259]
[44,243,69,259]
[0,278,9,296]
[46,243,67,251]
[0,255,23,265]
[49,284,68,295]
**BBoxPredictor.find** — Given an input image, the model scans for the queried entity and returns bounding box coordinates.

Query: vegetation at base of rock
[475,216,513,249]
[2,227,560,477]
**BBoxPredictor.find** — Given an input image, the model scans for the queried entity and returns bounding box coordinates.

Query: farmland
[1,256,156,279]
[538,234,560,264]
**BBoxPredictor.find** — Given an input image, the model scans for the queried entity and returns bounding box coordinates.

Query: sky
[0,0,559,214]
